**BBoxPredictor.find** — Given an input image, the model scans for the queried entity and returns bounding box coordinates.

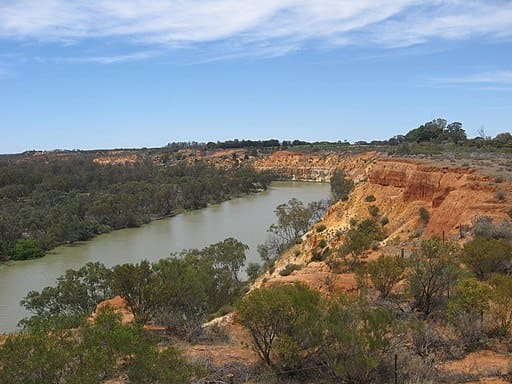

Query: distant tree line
[0,157,272,261]
[165,119,510,151]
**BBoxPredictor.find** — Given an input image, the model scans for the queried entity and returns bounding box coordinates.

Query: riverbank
[0,181,330,333]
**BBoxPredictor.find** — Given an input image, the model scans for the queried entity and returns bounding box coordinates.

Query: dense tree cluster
[0,157,272,260]
[20,239,248,336]
[0,308,200,383]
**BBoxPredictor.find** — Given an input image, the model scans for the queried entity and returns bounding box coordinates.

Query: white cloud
[1,1,511,58]
[55,51,156,64]
[437,70,512,84]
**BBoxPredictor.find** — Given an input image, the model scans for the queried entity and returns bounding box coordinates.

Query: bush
[339,219,385,269]
[246,262,262,282]
[407,239,461,316]
[365,195,376,202]
[0,308,199,383]
[368,205,380,217]
[419,207,430,225]
[9,238,45,260]
[462,238,512,279]
[316,224,326,232]
[367,255,406,298]
[236,284,395,381]
[471,216,512,240]
[236,283,323,369]
[446,278,491,346]
[331,169,354,201]
[496,191,506,201]
[489,274,512,337]
[311,248,324,262]
[279,264,302,276]
[380,216,389,226]
[317,239,327,248]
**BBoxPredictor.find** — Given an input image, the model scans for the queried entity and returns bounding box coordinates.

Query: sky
[0,1,511,154]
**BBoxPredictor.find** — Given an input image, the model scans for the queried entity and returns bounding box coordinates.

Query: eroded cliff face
[253,150,376,181]
[367,159,511,239]
[255,152,512,290]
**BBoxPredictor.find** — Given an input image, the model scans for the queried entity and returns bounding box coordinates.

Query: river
[0,181,330,333]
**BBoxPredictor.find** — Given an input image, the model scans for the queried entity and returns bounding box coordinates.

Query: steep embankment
[255,152,512,290]
[253,150,375,181]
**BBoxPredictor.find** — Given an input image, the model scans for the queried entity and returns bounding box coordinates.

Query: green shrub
[407,239,461,316]
[317,239,327,248]
[419,207,430,225]
[462,238,512,279]
[311,248,323,262]
[496,191,506,201]
[279,264,302,276]
[236,283,322,369]
[446,278,491,345]
[316,224,327,233]
[9,238,45,260]
[365,195,376,202]
[236,283,395,381]
[367,255,406,298]
[471,216,512,240]
[331,169,354,201]
[380,216,389,226]
[368,205,380,217]
[489,274,512,337]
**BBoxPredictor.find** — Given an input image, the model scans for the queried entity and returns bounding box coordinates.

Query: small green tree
[246,262,262,282]
[366,255,406,298]
[261,198,320,261]
[202,237,248,282]
[407,239,461,316]
[446,278,491,341]
[462,238,512,279]
[9,238,44,260]
[236,283,323,370]
[418,207,430,226]
[320,296,395,382]
[0,327,75,383]
[339,219,384,269]
[330,169,354,201]
[112,260,161,324]
[488,274,512,337]
[0,307,199,384]
[368,205,380,217]
[20,262,112,329]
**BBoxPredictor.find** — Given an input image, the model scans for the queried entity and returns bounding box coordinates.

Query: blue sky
[0,1,511,154]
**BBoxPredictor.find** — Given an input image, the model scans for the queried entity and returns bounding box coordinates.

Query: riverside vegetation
[2,189,512,382]
[2,120,512,383]
[0,154,272,261]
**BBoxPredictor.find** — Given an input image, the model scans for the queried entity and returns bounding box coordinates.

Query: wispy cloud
[1,1,512,59]
[431,70,512,92]
[441,70,512,84]
[55,51,157,64]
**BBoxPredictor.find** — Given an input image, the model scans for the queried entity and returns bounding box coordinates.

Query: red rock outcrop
[368,159,512,238]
